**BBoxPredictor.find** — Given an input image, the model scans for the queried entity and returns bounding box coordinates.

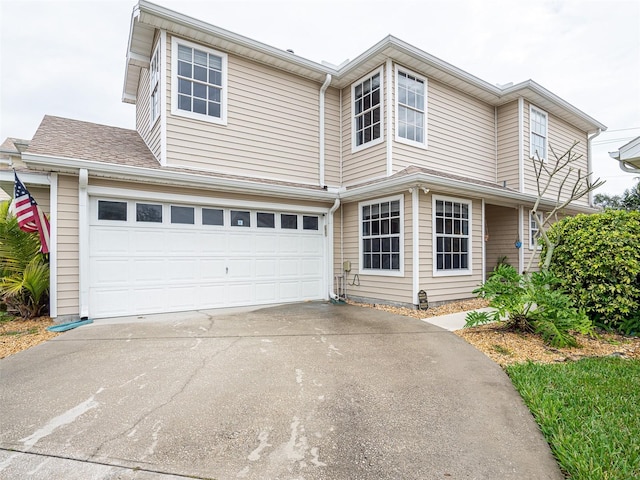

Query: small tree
[525,141,604,273]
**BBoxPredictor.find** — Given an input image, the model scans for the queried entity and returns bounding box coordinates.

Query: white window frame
[529,211,544,250]
[530,106,548,161]
[150,43,161,126]
[351,67,384,153]
[395,66,427,149]
[171,37,228,125]
[358,195,404,277]
[432,195,473,277]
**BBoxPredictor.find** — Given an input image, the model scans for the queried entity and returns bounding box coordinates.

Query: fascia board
[137,0,335,81]
[500,80,607,132]
[21,153,335,203]
[340,171,596,213]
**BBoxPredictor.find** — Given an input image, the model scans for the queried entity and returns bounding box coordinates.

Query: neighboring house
[610,136,640,173]
[0,1,606,320]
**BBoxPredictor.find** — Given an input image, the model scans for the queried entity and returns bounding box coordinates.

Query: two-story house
[3,1,606,321]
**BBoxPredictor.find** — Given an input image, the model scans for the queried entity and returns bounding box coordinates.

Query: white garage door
[88,198,326,318]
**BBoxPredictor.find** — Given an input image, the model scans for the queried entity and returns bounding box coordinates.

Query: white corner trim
[386,59,393,176]
[78,169,89,319]
[49,173,58,318]
[412,187,419,304]
[160,30,168,166]
[518,97,524,193]
[319,73,332,187]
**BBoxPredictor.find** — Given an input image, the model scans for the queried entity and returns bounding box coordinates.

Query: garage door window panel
[98,201,127,221]
[171,206,194,224]
[281,214,298,229]
[257,212,275,228]
[136,203,163,223]
[202,208,224,226]
[231,210,250,227]
[303,216,318,230]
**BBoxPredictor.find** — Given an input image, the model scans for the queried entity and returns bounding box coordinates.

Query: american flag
[12,172,50,254]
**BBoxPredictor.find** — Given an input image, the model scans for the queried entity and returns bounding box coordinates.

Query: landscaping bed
[0,316,60,359]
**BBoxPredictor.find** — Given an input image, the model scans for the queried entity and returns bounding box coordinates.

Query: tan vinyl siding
[29,186,50,213]
[341,67,388,186]
[165,35,321,185]
[394,78,496,183]
[419,193,483,303]
[485,204,519,276]
[523,102,590,206]
[496,101,520,190]
[57,175,79,317]
[324,87,341,187]
[340,192,413,304]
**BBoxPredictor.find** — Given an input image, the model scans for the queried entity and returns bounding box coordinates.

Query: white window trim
[351,66,385,153]
[529,210,544,250]
[432,195,473,277]
[529,105,548,161]
[171,37,228,125]
[358,194,404,277]
[394,65,427,149]
[150,42,161,127]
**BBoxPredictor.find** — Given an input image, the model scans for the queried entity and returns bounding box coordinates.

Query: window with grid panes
[434,199,470,272]
[530,107,547,160]
[361,199,401,271]
[396,70,425,145]
[353,71,382,148]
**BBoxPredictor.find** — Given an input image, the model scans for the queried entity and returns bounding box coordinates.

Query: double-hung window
[172,37,227,124]
[396,68,426,146]
[530,106,548,160]
[150,45,160,125]
[433,197,471,275]
[530,211,544,249]
[360,197,402,274]
[353,69,383,150]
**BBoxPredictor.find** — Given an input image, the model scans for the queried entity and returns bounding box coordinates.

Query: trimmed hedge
[543,210,640,334]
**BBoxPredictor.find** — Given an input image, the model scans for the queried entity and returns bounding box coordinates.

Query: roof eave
[21,152,336,203]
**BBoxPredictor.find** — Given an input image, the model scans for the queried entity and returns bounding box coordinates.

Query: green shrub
[465,264,593,347]
[543,210,640,333]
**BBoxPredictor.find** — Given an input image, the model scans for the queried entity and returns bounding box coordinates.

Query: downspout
[587,128,602,206]
[319,74,332,187]
[328,198,341,300]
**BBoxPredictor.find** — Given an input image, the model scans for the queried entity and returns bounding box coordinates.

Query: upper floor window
[352,69,383,151]
[171,37,227,125]
[150,45,160,125]
[433,196,472,276]
[359,196,403,275]
[530,106,548,160]
[396,68,426,147]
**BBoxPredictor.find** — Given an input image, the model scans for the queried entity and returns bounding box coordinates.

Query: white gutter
[612,157,640,173]
[22,153,335,202]
[587,128,602,206]
[327,198,341,300]
[319,74,332,187]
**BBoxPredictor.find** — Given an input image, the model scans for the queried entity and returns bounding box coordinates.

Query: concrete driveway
[0,302,562,479]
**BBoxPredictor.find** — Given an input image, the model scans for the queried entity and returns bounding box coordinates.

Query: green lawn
[507,358,640,480]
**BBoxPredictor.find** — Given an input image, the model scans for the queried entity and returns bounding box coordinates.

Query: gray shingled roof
[27,115,159,168]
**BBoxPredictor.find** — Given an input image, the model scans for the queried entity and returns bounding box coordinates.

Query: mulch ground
[0,317,60,359]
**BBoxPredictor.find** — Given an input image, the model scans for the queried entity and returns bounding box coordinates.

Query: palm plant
[0,201,50,318]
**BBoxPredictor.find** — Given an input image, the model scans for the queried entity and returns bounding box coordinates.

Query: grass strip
[507,358,640,480]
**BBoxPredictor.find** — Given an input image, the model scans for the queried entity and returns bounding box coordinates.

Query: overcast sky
[1,0,639,194]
